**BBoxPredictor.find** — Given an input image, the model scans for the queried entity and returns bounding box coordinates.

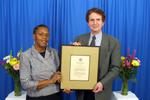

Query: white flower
[17,52,21,57]
[3,55,11,60]
[6,59,10,63]
[3,55,11,63]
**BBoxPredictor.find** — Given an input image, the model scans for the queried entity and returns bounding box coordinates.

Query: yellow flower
[9,58,20,66]
[121,56,125,61]
[131,60,140,67]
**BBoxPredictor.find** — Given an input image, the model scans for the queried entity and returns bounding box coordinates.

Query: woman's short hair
[33,24,49,34]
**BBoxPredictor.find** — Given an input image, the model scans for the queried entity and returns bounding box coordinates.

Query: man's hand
[73,41,81,46]
[92,82,103,93]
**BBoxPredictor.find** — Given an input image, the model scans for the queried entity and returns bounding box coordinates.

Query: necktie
[90,36,96,46]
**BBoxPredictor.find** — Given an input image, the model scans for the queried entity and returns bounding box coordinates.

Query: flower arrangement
[0,49,22,96]
[119,49,141,95]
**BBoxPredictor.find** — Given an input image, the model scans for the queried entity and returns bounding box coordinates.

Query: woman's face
[33,27,50,49]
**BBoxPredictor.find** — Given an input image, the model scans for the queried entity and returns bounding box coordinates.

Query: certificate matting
[61,45,100,89]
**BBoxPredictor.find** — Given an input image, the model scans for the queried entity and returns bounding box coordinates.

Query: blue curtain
[0,0,150,100]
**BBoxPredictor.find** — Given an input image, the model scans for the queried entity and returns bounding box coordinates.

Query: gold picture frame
[61,45,100,89]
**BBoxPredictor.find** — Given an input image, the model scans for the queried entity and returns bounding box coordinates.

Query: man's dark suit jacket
[75,33,121,100]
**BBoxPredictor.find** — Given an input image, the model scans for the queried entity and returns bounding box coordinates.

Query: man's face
[88,12,104,34]
[34,27,50,48]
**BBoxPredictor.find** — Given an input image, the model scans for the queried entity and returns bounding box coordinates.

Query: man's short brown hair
[86,8,105,22]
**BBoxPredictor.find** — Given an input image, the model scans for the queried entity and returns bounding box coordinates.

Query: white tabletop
[111,91,139,100]
[5,91,139,100]
[5,91,26,100]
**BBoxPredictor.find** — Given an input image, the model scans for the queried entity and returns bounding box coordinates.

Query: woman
[20,24,61,100]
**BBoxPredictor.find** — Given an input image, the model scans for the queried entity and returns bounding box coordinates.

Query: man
[72,8,121,100]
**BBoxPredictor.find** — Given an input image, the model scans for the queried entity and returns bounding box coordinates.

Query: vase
[121,79,128,95]
[13,77,21,96]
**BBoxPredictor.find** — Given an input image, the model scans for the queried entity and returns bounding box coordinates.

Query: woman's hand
[50,71,61,84]
[63,88,72,94]
[37,71,61,90]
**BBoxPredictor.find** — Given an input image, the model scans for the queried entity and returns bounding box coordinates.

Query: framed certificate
[61,45,100,89]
